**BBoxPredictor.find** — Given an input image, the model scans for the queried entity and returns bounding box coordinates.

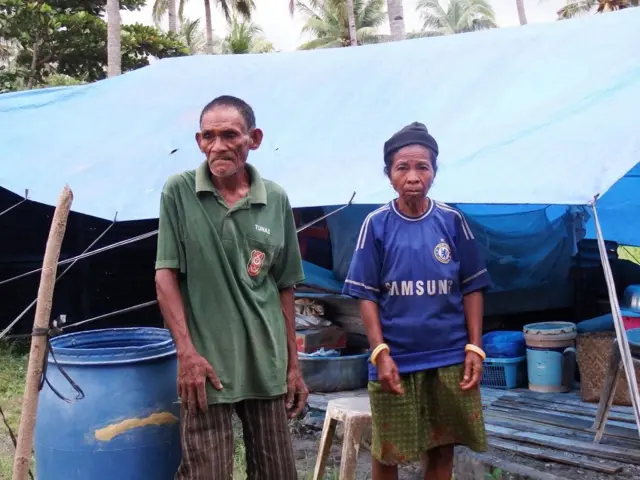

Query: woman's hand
[460,350,483,391]
[377,352,405,396]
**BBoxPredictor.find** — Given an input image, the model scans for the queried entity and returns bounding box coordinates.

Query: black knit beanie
[383,122,439,171]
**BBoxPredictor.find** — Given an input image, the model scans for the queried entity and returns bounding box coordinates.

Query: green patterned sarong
[368,363,487,465]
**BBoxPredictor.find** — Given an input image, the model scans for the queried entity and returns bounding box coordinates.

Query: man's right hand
[376,352,404,396]
[177,348,223,413]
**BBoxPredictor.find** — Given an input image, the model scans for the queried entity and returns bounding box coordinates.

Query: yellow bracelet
[370,343,390,366]
[465,344,486,360]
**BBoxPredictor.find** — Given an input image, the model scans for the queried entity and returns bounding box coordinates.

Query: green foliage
[0,0,188,92]
[178,17,206,54]
[295,0,388,49]
[218,17,274,54]
[557,0,639,19]
[485,467,503,480]
[415,0,498,36]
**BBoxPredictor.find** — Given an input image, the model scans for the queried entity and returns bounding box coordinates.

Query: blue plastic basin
[299,352,368,392]
[34,327,181,480]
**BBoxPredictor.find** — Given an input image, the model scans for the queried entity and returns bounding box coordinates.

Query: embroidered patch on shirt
[248,250,266,277]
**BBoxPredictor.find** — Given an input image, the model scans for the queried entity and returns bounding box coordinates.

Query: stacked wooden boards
[307,387,640,478]
[482,387,640,476]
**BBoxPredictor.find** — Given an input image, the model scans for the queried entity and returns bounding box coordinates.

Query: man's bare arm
[156,268,221,412]
[279,287,299,372]
[279,287,308,418]
[156,269,195,353]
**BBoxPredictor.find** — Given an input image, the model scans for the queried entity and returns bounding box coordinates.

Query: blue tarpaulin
[1,8,639,226]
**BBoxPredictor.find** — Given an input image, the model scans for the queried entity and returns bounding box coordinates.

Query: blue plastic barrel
[35,328,181,480]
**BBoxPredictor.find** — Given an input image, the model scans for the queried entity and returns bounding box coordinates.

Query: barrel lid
[523,321,577,335]
[49,327,176,365]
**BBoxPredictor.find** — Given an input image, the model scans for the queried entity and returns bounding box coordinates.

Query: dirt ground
[292,410,640,480]
[290,425,422,480]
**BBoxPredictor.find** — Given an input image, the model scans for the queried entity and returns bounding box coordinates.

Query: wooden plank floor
[307,387,640,478]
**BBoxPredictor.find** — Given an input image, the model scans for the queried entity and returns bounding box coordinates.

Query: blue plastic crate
[481,356,527,389]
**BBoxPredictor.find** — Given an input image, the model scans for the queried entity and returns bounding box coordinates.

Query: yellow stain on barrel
[94,412,178,441]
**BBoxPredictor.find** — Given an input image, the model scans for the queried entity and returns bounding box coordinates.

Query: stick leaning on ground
[12,185,73,480]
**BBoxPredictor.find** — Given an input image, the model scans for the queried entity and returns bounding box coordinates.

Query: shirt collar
[195,161,267,205]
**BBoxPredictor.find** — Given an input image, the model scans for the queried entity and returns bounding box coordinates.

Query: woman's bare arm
[463,290,483,347]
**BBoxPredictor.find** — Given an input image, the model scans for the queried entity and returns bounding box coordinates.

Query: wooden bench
[312,396,372,480]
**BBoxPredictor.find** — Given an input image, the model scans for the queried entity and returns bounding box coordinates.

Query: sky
[121,0,569,51]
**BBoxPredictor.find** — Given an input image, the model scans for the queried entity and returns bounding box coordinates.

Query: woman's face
[389,145,435,202]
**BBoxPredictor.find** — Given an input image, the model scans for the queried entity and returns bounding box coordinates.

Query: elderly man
[155,95,308,480]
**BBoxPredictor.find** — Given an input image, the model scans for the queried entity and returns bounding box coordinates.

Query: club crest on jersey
[434,240,451,264]
[248,250,266,277]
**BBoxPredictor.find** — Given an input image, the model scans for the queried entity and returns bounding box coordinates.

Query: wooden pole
[12,185,73,480]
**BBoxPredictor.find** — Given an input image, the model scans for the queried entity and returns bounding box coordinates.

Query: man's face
[196,105,263,178]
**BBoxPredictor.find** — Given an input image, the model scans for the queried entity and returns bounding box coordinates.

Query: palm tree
[387,0,406,41]
[179,17,207,53]
[296,0,388,49]
[216,17,275,53]
[154,0,255,53]
[153,0,179,32]
[106,0,121,76]
[205,0,255,53]
[516,0,527,24]
[556,0,638,19]
[415,0,498,36]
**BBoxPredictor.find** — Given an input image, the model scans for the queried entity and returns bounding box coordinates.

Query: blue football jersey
[342,199,491,381]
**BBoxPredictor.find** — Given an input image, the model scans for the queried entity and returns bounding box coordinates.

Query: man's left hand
[460,350,483,391]
[285,367,309,419]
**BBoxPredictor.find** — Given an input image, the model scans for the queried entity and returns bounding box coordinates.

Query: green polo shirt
[155,161,305,404]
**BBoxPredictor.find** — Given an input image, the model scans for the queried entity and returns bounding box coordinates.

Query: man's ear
[249,128,264,150]
[195,131,203,151]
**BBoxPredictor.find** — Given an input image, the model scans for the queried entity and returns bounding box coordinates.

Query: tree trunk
[26,35,39,89]
[168,0,177,32]
[387,0,406,41]
[107,0,121,77]
[204,0,214,54]
[345,0,358,46]
[516,0,528,25]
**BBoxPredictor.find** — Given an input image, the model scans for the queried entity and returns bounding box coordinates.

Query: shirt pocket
[241,236,281,288]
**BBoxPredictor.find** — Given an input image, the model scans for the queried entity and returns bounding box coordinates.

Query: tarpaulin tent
[2,8,640,427]
[1,8,639,223]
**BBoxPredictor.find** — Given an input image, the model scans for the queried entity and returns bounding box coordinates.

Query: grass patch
[0,341,29,480]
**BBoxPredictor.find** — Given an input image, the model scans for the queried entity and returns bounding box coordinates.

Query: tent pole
[590,197,640,437]
[12,186,73,480]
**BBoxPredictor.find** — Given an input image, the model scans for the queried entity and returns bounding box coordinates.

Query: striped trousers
[175,395,297,480]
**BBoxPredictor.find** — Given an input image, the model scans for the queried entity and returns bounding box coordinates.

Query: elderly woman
[342,122,491,480]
